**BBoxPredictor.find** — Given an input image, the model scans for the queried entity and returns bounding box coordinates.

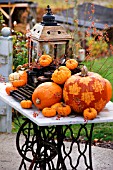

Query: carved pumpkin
[39,55,52,67]
[32,82,63,110]
[63,66,112,114]
[20,100,32,109]
[57,103,71,117]
[42,107,56,117]
[51,66,71,85]
[5,85,17,95]
[83,108,97,120]
[66,59,78,70]
[104,78,112,102]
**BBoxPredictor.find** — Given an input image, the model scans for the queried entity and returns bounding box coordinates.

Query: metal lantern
[27,5,72,65]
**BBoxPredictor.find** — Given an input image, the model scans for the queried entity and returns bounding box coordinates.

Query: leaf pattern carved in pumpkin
[69,83,81,95]
[72,100,84,113]
[81,90,95,105]
[79,77,92,86]
[95,98,106,111]
[92,80,104,93]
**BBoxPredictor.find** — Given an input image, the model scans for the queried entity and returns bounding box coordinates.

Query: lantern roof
[29,5,72,42]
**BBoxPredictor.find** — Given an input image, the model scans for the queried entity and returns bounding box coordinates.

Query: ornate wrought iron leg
[88,123,94,170]
[16,120,94,170]
[16,120,58,170]
[16,119,35,169]
[56,126,67,170]
[60,123,94,170]
[53,124,94,170]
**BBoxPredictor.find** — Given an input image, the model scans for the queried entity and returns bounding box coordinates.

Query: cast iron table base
[16,119,94,170]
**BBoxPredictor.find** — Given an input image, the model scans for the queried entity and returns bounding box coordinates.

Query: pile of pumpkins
[6,55,112,120]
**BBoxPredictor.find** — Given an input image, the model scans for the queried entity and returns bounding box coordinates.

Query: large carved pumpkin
[63,66,112,114]
[32,82,63,110]
[104,78,112,102]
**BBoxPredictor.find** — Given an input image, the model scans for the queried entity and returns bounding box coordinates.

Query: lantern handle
[46,5,52,15]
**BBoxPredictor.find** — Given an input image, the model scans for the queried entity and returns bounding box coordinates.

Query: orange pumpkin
[57,103,71,117]
[32,82,63,110]
[12,71,27,87]
[8,70,25,82]
[39,55,52,67]
[20,100,32,109]
[63,66,112,114]
[104,78,112,102]
[51,102,62,111]
[83,108,97,120]
[19,71,27,82]
[66,59,78,70]
[12,80,26,87]
[51,66,71,85]
[42,107,56,117]
[8,72,20,82]
[5,85,17,95]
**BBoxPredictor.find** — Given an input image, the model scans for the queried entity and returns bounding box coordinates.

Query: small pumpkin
[42,107,56,117]
[5,85,17,95]
[83,108,97,120]
[39,55,52,67]
[12,80,26,87]
[66,59,78,70]
[8,70,25,82]
[57,102,71,117]
[8,72,20,82]
[51,102,62,111]
[12,71,27,87]
[32,82,63,110]
[51,66,71,85]
[19,71,27,83]
[63,66,112,114]
[20,100,32,109]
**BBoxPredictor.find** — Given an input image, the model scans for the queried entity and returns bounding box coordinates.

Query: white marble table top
[0,82,113,126]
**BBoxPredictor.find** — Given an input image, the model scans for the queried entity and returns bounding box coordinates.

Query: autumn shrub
[13,32,28,71]
[86,36,108,59]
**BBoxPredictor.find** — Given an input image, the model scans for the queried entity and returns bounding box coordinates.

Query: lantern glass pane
[57,44,65,58]
[30,40,67,62]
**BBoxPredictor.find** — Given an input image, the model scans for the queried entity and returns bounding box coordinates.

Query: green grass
[63,123,113,142]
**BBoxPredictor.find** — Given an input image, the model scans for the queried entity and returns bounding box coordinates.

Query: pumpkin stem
[89,108,92,113]
[16,65,22,72]
[81,65,88,77]
[61,102,66,107]
[36,98,40,104]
